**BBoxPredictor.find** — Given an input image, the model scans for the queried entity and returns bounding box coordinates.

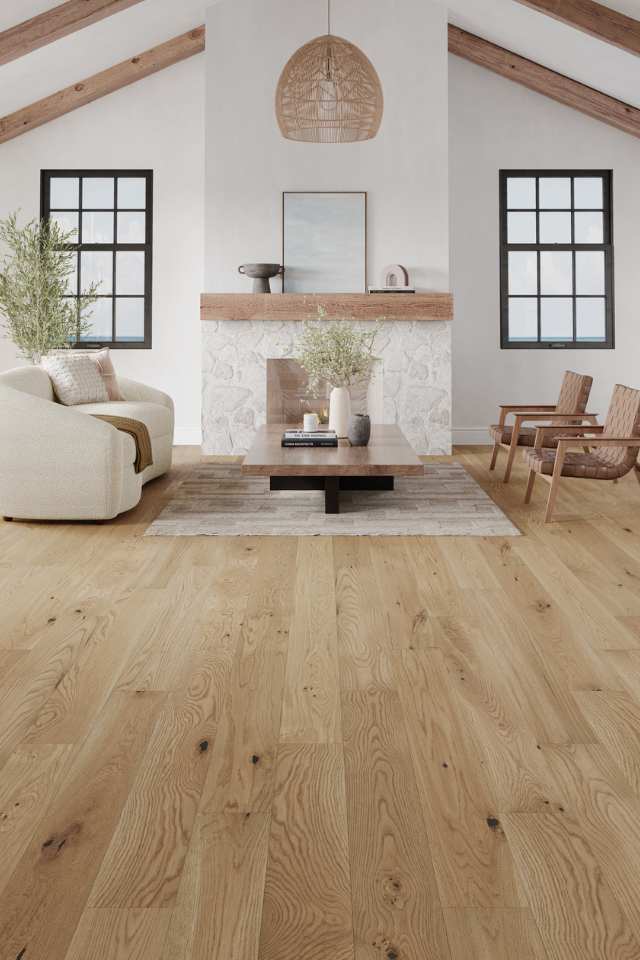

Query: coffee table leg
[325,477,339,514]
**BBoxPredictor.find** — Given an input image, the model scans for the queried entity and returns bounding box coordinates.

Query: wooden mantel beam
[448,24,640,140]
[512,0,640,58]
[0,27,205,145]
[0,0,145,66]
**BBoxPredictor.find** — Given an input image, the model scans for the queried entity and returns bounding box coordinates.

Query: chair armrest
[499,404,556,410]
[515,411,598,422]
[117,377,173,412]
[116,377,174,436]
[557,437,640,448]
[497,404,556,427]
[533,424,603,449]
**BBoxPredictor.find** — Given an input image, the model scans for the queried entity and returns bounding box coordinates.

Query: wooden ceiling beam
[448,24,640,140]
[0,0,145,66]
[0,26,205,145]
[512,0,640,57]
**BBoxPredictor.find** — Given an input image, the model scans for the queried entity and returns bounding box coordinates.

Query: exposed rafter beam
[448,25,640,140]
[0,27,205,145]
[0,0,145,66]
[513,0,640,57]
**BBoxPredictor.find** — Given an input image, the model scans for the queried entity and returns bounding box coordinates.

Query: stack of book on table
[281,429,338,448]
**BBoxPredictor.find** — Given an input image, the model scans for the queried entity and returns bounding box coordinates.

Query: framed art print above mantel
[282,191,367,293]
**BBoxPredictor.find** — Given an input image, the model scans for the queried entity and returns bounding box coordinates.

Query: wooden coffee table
[241,424,424,514]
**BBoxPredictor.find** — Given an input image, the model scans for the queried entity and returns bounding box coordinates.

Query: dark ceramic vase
[348,413,371,446]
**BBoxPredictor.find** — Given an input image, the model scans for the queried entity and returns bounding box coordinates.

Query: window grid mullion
[535,177,541,343]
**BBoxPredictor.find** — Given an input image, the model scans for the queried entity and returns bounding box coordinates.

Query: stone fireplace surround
[202,303,452,456]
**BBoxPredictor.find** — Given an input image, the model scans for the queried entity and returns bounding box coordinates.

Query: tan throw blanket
[91,415,154,474]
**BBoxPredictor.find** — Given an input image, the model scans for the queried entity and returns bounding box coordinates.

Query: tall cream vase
[328,386,351,438]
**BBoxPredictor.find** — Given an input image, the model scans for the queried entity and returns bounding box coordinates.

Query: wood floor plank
[333,537,395,689]
[434,615,565,813]
[22,589,167,746]
[513,538,640,650]
[0,689,165,960]
[280,538,341,743]
[541,743,640,943]
[87,603,238,908]
[573,690,640,796]
[341,688,451,960]
[199,539,298,814]
[396,648,524,908]
[258,742,353,960]
[64,908,172,960]
[0,743,73,898]
[0,603,116,769]
[503,811,640,959]
[479,538,623,694]
[444,908,548,960]
[161,812,270,960]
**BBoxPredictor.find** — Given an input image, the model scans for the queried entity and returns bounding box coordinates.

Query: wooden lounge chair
[489,371,595,483]
[522,383,640,523]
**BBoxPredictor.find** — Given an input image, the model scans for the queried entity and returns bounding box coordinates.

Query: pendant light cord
[327,0,331,35]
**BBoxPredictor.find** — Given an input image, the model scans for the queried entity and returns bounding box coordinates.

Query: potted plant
[296,309,380,437]
[0,212,99,364]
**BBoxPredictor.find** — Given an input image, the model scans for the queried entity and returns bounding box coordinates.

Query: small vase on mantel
[328,386,351,438]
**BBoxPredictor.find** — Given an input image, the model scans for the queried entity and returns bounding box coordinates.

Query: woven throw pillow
[70,347,123,400]
[42,353,109,405]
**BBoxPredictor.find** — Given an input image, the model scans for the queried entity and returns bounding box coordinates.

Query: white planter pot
[328,386,351,438]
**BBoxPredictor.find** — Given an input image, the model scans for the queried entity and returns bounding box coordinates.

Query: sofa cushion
[72,400,172,439]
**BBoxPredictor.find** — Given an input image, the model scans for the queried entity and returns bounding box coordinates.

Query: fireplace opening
[266,358,383,426]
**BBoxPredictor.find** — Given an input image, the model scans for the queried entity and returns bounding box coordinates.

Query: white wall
[205,0,450,294]
[449,55,640,444]
[0,56,205,444]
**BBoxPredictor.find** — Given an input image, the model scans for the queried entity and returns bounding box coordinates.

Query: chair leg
[524,469,536,504]
[489,441,500,471]
[544,474,562,523]
[544,445,568,523]
[503,429,521,484]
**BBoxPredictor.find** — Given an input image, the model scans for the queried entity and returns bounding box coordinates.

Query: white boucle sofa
[0,366,173,521]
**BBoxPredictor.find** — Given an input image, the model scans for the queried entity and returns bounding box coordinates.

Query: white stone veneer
[202,319,452,455]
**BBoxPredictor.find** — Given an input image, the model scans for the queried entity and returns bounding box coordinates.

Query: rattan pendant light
[275,0,383,143]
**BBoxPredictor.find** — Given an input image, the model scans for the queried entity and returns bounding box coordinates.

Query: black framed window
[500,170,613,349]
[41,169,153,349]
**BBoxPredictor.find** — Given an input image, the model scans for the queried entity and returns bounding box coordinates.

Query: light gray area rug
[145,462,520,537]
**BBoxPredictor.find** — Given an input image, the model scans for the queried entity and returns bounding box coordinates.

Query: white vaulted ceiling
[0,0,639,123]
[447,0,640,108]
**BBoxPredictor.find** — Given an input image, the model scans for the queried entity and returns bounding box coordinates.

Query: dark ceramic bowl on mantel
[238,263,283,294]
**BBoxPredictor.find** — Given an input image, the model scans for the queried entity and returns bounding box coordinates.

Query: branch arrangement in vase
[0,212,100,363]
[296,306,381,437]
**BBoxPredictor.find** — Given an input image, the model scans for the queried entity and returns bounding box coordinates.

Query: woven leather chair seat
[489,424,568,447]
[523,447,631,480]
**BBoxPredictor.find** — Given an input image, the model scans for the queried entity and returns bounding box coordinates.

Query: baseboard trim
[452,427,491,445]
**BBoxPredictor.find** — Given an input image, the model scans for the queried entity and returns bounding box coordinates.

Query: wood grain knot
[131,57,140,64]
[41,822,81,858]
[382,876,406,908]
[74,84,84,92]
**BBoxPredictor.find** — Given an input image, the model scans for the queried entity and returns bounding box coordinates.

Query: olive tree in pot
[296,309,380,438]
[0,212,99,364]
